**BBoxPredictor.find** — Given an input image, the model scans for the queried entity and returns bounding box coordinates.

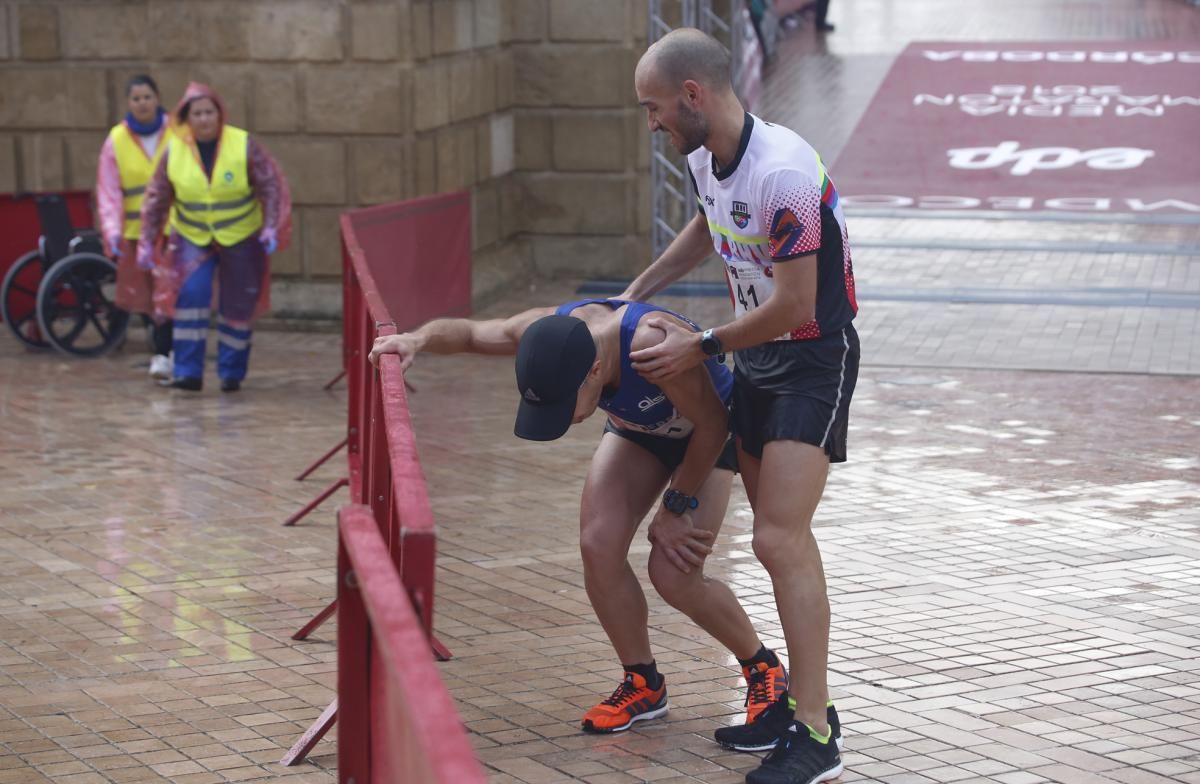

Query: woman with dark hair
[138,82,291,392]
[96,74,174,381]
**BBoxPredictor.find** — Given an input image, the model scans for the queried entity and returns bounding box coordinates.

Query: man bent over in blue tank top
[369,298,828,739]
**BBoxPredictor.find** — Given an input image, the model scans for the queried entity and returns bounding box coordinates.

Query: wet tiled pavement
[2,267,1198,783]
[2,1,1199,782]
[0,333,345,784]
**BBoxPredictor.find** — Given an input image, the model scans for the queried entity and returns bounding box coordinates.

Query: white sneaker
[149,354,172,381]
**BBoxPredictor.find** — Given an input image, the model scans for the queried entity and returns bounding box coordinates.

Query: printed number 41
[737,283,759,310]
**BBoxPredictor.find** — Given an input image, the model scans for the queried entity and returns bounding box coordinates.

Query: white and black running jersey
[688,113,858,341]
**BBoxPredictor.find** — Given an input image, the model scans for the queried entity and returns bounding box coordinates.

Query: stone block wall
[0,0,652,314]
[508,0,650,280]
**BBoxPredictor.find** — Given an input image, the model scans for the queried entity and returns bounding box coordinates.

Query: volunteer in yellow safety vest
[95,74,174,381]
[139,82,291,393]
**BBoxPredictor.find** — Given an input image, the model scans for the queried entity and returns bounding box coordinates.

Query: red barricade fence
[284,192,478,780]
[284,192,472,525]
[337,505,486,784]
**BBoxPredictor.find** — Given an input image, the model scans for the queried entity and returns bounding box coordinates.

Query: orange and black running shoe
[745,660,789,724]
[581,672,668,733]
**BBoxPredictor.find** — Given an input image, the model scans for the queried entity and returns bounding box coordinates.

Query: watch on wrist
[662,489,699,515]
[700,328,723,357]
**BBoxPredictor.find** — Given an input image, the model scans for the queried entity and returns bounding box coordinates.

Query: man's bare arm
[633,315,727,573]
[711,253,817,353]
[620,212,713,301]
[632,317,728,497]
[368,307,555,369]
[627,252,820,384]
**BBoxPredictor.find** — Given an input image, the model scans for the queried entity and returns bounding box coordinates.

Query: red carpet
[832,42,1200,214]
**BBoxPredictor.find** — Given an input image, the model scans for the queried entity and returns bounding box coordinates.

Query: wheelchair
[1,194,129,357]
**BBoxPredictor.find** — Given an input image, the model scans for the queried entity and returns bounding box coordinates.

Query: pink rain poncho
[95,122,168,315]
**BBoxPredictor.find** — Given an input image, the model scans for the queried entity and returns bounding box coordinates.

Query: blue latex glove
[259,227,278,256]
[108,235,123,258]
[136,245,155,271]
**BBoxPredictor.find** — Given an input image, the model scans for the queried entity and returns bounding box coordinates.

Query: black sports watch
[700,328,723,357]
[662,489,699,515]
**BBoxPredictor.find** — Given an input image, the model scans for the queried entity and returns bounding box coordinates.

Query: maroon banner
[343,192,471,332]
[833,42,1200,214]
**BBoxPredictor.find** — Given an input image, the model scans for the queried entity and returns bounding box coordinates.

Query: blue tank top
[555,299,734,439]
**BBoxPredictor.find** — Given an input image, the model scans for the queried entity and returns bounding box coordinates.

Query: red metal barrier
[330,192,470,648]
[284,192,472,772]
[0,191,94,324]
[336,505,486,784]
[282,192,471,524]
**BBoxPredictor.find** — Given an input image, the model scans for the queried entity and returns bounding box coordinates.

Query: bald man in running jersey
[623,27,859,784]
[370,298,812,737]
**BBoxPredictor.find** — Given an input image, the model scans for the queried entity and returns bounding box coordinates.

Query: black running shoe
[745,722,843,784]
[715,693,842,752]
[170,377,202,392]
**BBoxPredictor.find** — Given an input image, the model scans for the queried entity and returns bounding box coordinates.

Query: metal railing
[647,1,759,258]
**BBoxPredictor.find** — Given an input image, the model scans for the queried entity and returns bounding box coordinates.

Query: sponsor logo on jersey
[729,264,764,280]
[731,200,751,228]
[637,393,666,411]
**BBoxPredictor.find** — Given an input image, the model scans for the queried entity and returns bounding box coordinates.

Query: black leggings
[140,316,174,355]
[154,320,173,355]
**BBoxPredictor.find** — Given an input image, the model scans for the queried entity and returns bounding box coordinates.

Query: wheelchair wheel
[1,250,50,349]
[35,252,129,357]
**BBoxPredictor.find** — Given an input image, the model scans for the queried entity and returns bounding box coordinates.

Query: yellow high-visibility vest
[166,124,263,247]
[109,123,171,240]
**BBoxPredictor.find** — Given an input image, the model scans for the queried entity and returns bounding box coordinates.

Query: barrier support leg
[295,437,348,481]
[280,698,337,766]
[292,599,337,641]
[403,531,453,660]
[323,369,346,390]
[283,478,348,527]
[431,635,452,662]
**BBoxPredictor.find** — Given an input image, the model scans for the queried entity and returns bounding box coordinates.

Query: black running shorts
[603,421,739,474]
[731,325,859,462]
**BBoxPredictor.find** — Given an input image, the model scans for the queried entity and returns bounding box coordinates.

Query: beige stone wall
[508,0,650,283]
[0,0,650,312]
